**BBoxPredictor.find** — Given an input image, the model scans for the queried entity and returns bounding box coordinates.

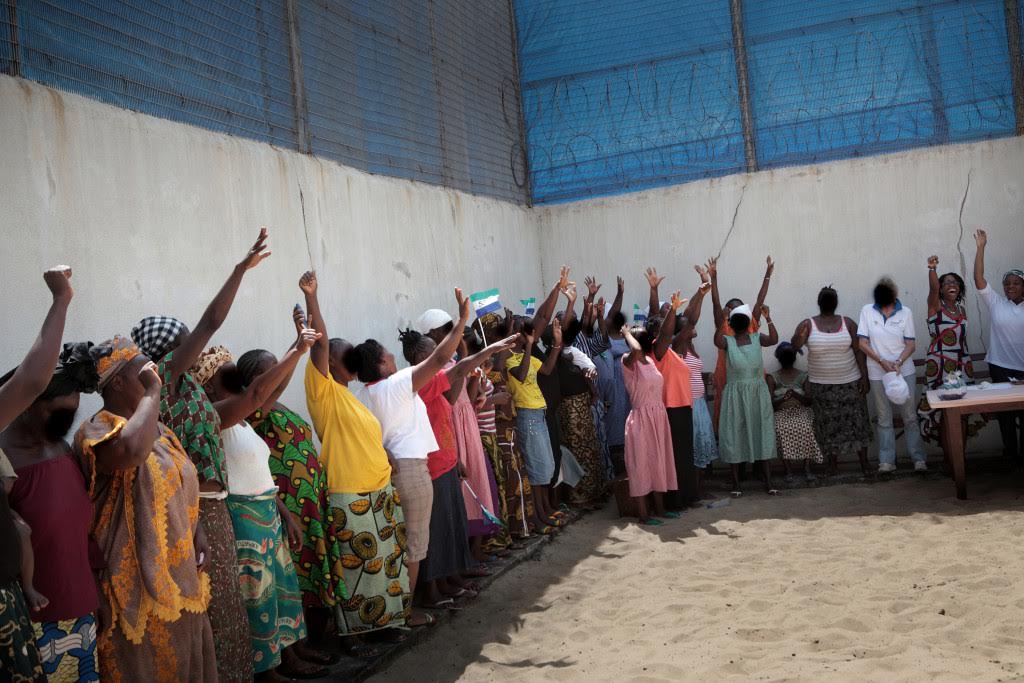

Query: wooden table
[927,382,1024,499]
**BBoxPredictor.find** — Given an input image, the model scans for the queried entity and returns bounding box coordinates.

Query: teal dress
[719,334,777,463]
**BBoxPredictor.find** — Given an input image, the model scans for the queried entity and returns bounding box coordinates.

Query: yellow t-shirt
[506,352,547,410]
[304,362,392,494]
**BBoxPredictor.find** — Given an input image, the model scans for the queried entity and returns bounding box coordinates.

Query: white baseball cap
[883,371,909,405]
[415,309,453,334]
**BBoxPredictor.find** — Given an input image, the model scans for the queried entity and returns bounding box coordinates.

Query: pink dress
[622,358,677,497]
[452,378,497,530]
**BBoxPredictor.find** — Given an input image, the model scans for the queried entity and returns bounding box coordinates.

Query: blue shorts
[515,407,555,484]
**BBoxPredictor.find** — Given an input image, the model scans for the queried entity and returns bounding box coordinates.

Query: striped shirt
[573,330,611,358]
[683,351,705,399]
[806,317,861,384]
[476,373,497,434]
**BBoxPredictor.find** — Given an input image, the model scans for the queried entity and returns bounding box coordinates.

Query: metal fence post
[5,0,20,77]
[729,0,758,173]
[1005,0,1024,135]
[284,0,311,153]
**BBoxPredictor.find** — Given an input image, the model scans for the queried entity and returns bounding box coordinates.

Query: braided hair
[398,328,434,364]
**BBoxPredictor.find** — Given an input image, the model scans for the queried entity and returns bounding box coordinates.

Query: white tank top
[221,423,277,496]
[806,317,861,385]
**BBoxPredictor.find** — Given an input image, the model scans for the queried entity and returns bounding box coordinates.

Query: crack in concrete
[298,183,315,269]
[955,169,987,352]
[717,182,748,259]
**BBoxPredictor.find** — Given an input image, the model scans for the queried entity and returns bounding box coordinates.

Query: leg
[729,463,741,493]
[857,447,871,476]
[635,495,649,523]
[870,380,896,467]
[651,492,666,516]
[900,375,927,464]
[762,460,775,493]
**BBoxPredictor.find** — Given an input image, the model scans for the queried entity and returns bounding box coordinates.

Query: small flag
[469,288,502,318]
[521,297,537,316]
[633,303,647,324]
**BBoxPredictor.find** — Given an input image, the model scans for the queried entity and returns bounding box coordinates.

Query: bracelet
[928,267,937,271]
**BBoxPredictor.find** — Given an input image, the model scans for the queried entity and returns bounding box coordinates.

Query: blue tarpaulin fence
[515,0,1023,204]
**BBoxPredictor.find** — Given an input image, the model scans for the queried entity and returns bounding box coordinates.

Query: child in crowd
[766,342,823,482]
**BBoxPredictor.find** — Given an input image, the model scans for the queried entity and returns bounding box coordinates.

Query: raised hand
[695,264,710,284]
[616,276,625,293]
[299,270,317,295]
[974,229,987,249]
[765,255,775,277]
[761,304,771,320]
[645,267,665,289]
[706,256,718,279]
[595,296,606,313]
[552,318,563,346]
[558,265,571,291]
[296,317,322,352]
[240,227,271,270]
[562,282,578,302]
[928,255,939,269]
[292,304,307,333]
[43,266,73,302]
[490,335,520,353]
[455,288,471,322]
[585,276,601,297]
[138,361,162,391]
[670,290,687,311]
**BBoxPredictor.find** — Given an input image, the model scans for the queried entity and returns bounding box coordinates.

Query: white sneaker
[914,461,928,472]
[877,463,897,474]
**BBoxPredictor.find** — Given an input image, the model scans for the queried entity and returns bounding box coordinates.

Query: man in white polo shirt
[973,229,1024,461]
[857,278,928,473]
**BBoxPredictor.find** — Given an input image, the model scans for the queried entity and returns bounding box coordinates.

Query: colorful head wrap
[1003,269,1024,283]
[0,341,100,398]
[93,337,142,391]
[191,346,234,387]
[131,316,187,361]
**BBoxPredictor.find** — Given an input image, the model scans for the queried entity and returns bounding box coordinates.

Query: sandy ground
[373,474,1024,682]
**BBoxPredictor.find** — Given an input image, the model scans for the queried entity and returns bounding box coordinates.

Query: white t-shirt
[221,423,277,496]
[564,346,596,373]
[857,301,916,380]
[355,366,438,461]
[979,284,1024,372]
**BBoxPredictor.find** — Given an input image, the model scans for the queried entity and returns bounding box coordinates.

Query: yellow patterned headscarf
[95,336,141,391]
[191,346,234,387]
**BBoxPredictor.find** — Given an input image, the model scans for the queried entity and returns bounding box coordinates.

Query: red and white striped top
[683,351,705,399]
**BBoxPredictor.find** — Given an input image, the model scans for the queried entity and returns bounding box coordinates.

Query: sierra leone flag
[521,297,537,316]
[633,303,647,324]
[470,288,502,318]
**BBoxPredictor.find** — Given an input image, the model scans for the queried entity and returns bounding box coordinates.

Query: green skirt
[329,485,410,634]
[226,492,306,673]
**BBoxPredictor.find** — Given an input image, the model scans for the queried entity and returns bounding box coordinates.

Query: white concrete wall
[536,135,1024,455]
[0,76,541,421]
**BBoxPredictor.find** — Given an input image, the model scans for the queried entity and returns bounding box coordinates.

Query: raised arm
[709,257,724,329]
[645,267,664,319]
[673,268,711,353]
[214,326,319,427]
[92,362,163,472]
[509,334,535,384]
[607,277,625,329]
[561,282,578,330]
[620,325,646,367]
[653,291,685,361]
[254,307,307,414]
[973,230,988,290]
[593,296,608,339]
[759,304,779,346]
[752,256,774,323]
[0,267,73,431]
[926,255,941,317]
[539,319,562,376]
[411,289,472,392]
[531,266,570,334]
[300,271,329,377]
[443,335,519,404]
[170,229,271,380]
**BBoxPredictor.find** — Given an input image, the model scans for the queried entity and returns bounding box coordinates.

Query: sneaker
[914,461,928,472]
[877,463,897,474]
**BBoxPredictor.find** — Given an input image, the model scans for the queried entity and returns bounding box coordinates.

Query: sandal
[422,598,463,611]
[640,518,664,526]
[407,612,437,628]
[767,489,781,496]
[659,511,681,519]
[730,490,743,498]
[448,587,478,599]
[536,525,559,535]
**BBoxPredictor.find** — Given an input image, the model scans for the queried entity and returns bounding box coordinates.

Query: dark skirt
[0,580,45,682]
[664,406,696,509]
[808,380,872,457]
[420,469,473,582]
[558,392,606,504]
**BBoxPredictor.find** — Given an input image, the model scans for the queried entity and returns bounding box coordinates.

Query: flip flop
[407,612,437,628]
[730,490,743,498]
[422,598,462,611]
[660,511,682,519]
[448,587,478,599]
[767,489,781,496]
[640,518,665,526]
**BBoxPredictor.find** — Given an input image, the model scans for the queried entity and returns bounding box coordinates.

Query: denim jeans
[869,374,927,465]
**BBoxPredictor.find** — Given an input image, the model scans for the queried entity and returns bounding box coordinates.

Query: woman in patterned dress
[766,343,823,482]
[917,256,985,444]
[237,341,345,651]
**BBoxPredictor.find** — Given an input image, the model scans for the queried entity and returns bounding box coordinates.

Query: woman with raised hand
[713,301,780,496]
[1,343,101,682]
[298,273,416,642]
[73,338,215,681]
[973,230,1024,462]
[603,276,631,473]
[0,265,74,682]
[790,286,872,476]
[195,320,327,682]
[710,256,772,431]
[236,315,344,655]
[917,255,985,446]
[620,324,676,526]
[396,320,517,608]
[129,228,270,682]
